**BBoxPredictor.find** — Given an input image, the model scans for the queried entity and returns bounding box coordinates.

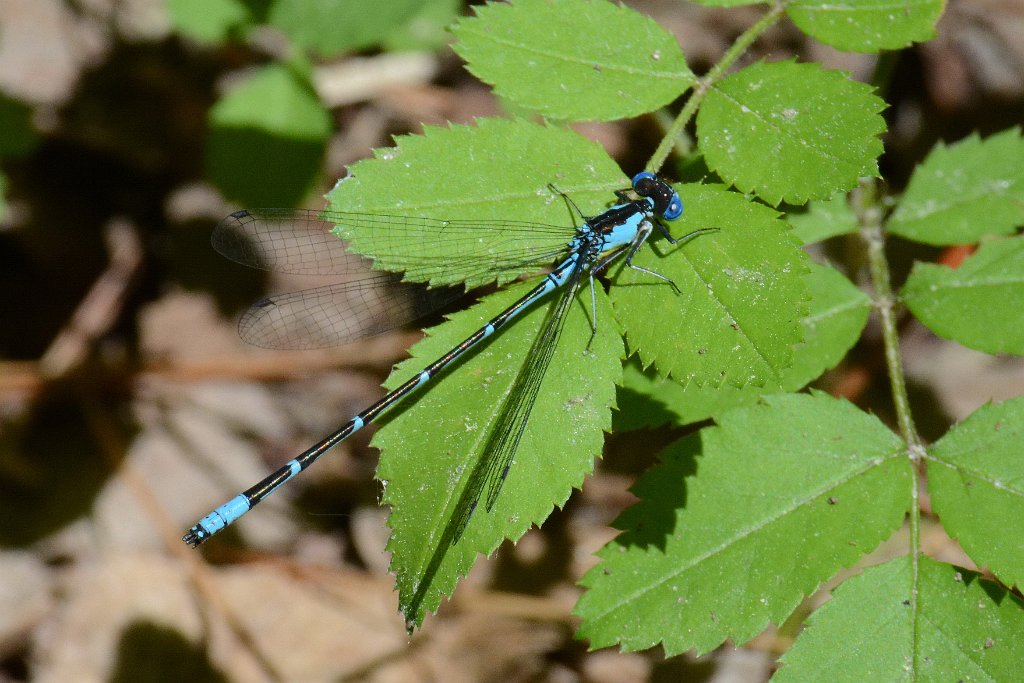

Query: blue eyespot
[632,172,683,221]
[663,196,683,221]
[631,171,656,188]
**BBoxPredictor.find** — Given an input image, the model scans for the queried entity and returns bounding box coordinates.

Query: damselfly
[183,173,709,547]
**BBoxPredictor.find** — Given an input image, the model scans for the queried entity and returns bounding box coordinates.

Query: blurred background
[1,1,1023,681]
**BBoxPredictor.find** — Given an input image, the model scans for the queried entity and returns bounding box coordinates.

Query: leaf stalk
[647,0,787,172]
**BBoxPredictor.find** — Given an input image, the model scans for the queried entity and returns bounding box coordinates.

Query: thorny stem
[854,177,924,666]
[856,181,922,451]
[647,0,787,173]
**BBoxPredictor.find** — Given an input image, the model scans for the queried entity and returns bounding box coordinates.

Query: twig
[82,394,285,683]
[314,53,440,108]
[0,331,422,397]
[39,219,144,378]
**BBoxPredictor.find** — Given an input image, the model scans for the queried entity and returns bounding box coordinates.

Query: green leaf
[381,0,461,52]
[787,192,858,244]
[888,129,1024,245]
[167,0,252,43]
[614,261,869,428]
[575,392,911,655]
[266,0,424,54]
[787,0,945,53]
[775,557,1024,681]
[206,63,331,207]
[613,358,769,432]
[927,396,1024,590]
[902,236,1024,354]
[326,118,625,289]
[697,60,886,206]
[612,183,809,388]
[378,280,623,627]
[0,171,7,224]
[0,93,38,158]
[451,0,694,121]
[781,262,870,388]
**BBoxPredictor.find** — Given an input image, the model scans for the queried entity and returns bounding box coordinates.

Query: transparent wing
[213,209,364,275]
[237,275,463,350]
[213,209,574,349]
[213,208,574,280]
[453,260,587,542]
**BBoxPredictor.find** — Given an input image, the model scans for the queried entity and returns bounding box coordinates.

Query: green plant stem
[647,0,787,173]
[652,109,692,158]
[857,187,921,451]
[855,176,924,667]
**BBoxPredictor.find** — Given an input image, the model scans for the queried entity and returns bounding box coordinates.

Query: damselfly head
[631,172,683,221]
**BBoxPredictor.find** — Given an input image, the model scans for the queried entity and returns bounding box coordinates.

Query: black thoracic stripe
[184,175,683,547]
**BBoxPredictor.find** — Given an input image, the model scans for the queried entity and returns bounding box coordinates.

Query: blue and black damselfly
[183,173,710,548]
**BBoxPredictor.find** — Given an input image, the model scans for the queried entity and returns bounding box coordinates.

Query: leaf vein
[592,451,901,623]
[459,27,690,81]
